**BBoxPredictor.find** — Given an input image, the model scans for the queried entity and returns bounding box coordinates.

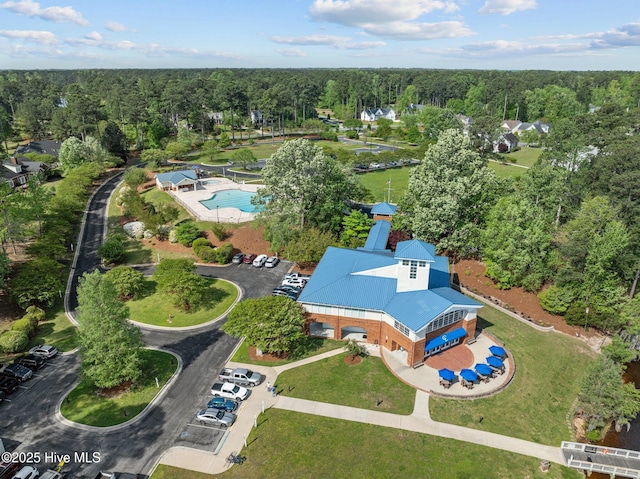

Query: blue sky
[1,0,639,70]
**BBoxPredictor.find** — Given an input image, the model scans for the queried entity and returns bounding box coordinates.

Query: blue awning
[424,327,467,352]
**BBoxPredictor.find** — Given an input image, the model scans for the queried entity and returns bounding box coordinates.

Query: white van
[253,254,268,267]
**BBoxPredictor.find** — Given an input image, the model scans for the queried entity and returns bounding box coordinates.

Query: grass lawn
[150,409,581,479]
[122,237,196,265]
[498,147,543,168]
[60,349,177,427]
[487,160,527,179]
[141,188,191,222]
[107,182,127,229]
[276,353,415,415]
[357,166,414,203]
[127,278,238,327]
[430,305,597,446]
[33,306,79,352]
[230,338,344,366]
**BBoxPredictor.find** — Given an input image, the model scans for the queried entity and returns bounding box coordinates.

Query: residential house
[1,157,49,189]
[456,114,474,135]
[405,103,426,115]
[14,139,61,158]
[250,110,264,125]
[360,107,396,122]
[207,112,224,125]
[494,133,519,153]
[297,220,482,367]
[155,169,198,192]
[501,120,522,133]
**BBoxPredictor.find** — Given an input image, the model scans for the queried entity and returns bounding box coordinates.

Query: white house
[361,108,396,122]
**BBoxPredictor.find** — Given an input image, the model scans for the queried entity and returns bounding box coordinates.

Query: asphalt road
[0,172,291,478]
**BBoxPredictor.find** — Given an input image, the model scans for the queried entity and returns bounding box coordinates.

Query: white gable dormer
[394,240,435,293]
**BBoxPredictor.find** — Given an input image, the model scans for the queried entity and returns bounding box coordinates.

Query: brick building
[297,221,481,367]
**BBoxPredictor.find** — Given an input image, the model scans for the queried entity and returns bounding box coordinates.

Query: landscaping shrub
[12,317,36,337]
[345,130,359,139]
[196,246,218,263]
[0,330,29,353]
[320,131,338,142]
[538,285,575,314]
[25,305,46,323]
[192,237,213,249]
[215,243,234,264]
[174,221,201,246]
[97,236,126,264]
[211,223,228,241]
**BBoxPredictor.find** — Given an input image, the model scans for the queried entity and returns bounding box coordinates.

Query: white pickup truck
[211,382,250,401]
[217,367,262,387]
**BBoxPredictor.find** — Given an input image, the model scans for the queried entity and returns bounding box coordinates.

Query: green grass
[230,337,344,366]
[32,306,79,352]
[60,349,178,427]
[498,147,543,168]
[430,305,597,446]
[126,278,238,327]
[141,188,191,222]
[122,237,197,265]
[487,160,527,179]
[107,182,127,229]
[150,409,581,479]
[357,166,414,203]
[276,353,415,415]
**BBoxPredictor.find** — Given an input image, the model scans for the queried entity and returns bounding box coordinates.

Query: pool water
[199,189,263,213]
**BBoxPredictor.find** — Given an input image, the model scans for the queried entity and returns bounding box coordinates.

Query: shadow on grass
[125,239,153,264]
[196,285,230,312]
[288,337,337,360]
[476,315,494,331]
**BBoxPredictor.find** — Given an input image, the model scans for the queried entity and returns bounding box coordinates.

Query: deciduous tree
[223,296,306,356]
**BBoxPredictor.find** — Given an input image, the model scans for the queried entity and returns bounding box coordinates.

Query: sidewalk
[157,346,564,475]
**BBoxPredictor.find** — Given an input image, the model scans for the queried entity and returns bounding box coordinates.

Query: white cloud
[272,34,385,50]
[362,20,473,40]
[105,21,134,33]
[479,0,536,15]
[0,0,88,25]
[0,29,57,44]
[276,48,307,57]
[310,0,458,25]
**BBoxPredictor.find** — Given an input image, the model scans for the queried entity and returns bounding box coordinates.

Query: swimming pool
[199,189,263,213]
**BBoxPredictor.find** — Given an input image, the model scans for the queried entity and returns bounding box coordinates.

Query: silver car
[29,344,59,358]
[196,408,237,427]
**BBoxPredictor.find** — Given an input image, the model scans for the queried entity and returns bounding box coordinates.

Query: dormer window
[409,260,418,279]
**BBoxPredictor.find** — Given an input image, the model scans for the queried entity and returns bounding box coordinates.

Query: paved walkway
[157,345,563,475]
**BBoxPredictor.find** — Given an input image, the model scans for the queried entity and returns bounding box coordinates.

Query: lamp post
[216,205,219,223]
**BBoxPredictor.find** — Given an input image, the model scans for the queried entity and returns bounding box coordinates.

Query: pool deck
[171,178,263,223]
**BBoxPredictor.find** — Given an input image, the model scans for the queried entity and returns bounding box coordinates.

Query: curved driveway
[0,172,288,478]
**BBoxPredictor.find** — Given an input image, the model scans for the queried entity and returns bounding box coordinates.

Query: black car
[0,376,19,394]
[0,363,33,382]
[14,354,46,371]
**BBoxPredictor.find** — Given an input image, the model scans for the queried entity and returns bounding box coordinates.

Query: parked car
[369,162,382,169]
[211,382,250,401]
[29,345,58,359]
[272,289,299,300]
[243,254,257,264]
[0,461,22,479]
[0,390,6,403]
[276,284,302,295]
[0,363,33,382]
[282,278,307,288]
[196,408,237,427]
[252,254,268,267]
[231,253,245,264]
[265,256,280,268]
[207,397,239,412]
[10,465,39,479]
[283,272,311,281]
[355,164,368,170]
[0,376,19,394]
[14,354,46,371]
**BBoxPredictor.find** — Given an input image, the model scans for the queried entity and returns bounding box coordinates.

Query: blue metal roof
[298,241,481,333]
[155,170,197,184]
[394,240,436,262]
[359,220,391,252]
[371,202,397,216]
[424,327,467,352]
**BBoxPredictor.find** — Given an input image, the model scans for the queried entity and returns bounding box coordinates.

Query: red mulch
[424,345,474,370]
[344,355,362,365]
[455,259,599,339]
[248,346,287,362]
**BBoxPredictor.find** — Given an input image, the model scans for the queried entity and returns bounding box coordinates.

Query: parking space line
[186,422,228,431]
